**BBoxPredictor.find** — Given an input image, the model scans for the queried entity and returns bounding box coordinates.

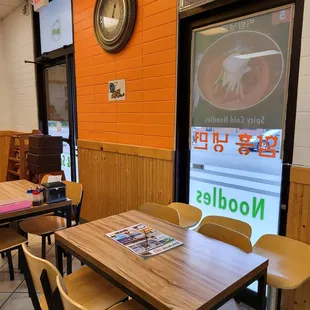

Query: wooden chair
[139,202,180,225]
[197,215,252,239]
[167,202,202,228]
[22,244,138,310]
[56,275,144,310]
[253,234,310,310]
[198,223,243,310]
[0,228,26,280]
[198,223,252,253]
[40,171,66,184]
[19,181,83,258]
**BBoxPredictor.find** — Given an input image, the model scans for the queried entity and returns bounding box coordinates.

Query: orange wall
[72,0,177,150]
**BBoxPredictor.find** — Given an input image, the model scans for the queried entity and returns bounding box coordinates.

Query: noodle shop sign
[191,7,293,129]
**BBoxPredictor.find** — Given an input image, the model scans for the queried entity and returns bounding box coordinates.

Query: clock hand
[112,3,116,18]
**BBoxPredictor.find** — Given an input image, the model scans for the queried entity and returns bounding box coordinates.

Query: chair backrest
[168,202,202,223]
[62,181,83,206]
[22,243,63,295]
[199,215,252,239]
[139,202,180,225]
[254,234,310,264]
[56,275,86,310]
[63,181,83,224]
[40,174,52,185]
[198,223,252,253]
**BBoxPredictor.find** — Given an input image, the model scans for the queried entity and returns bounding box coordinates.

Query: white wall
[0,22,11,129]
[293,0,310,166]
[1,2,38,132]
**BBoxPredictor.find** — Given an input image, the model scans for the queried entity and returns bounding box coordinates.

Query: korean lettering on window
[193,131,279,158]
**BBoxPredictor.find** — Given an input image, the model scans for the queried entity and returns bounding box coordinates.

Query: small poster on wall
[108,79,126,101]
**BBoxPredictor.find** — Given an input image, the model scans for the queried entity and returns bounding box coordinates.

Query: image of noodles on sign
[191,7,293,129]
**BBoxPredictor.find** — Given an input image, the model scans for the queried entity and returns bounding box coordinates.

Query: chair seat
[65,266,128,310]
[0,228,26,252]
[253,234,310,290]
[110,299,145,310]
[254,245,310,289]
[179,218,200,229]
[19,216,66,235]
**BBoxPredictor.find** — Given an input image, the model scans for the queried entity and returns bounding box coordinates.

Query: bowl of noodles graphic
[197,31,284,111]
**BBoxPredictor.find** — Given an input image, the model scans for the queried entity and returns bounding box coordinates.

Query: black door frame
[175,0,305,307]
[32,9,78,182]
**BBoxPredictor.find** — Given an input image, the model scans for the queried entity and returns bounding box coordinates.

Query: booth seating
[254,234,310,310]
[197,215,252,239]
[22,244,144,310]
[19,181,83,258]
[167,202,202,228]
[0,228,26,280]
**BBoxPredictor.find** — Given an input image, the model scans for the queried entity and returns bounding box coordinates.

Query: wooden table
[0,180,73,310]
[0,180,72,226]
[55,210,268,310]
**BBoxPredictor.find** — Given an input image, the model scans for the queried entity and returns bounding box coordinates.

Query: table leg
[66,205,72,275]
[55,243,64,276]
[257,269,267,310]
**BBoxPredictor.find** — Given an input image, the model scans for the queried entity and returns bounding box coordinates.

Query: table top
[55,210,268,310]
[0,180,71,223]
[0,180,33,200]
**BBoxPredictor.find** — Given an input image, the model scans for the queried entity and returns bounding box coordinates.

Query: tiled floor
[0,234,254,310]
[0,234,81,309]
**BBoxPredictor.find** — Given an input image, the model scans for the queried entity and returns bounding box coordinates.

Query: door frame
[175,0,305,307]
[32,9,78,181]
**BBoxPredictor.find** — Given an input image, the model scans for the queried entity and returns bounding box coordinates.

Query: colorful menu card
[106,223,183,257]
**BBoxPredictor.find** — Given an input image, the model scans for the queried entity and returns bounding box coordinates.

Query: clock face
[99,0,125,41]
[94,0,136,53]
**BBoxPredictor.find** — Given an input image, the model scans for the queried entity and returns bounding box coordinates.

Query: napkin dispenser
[42,182,66,204]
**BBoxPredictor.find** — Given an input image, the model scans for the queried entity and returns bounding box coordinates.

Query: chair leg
[24,232,29,246]
[1,252,5,258]
[47,235,52,245]
[7,251,14,281]
[41,236,46,259]
[18,247,23,274]
[267,286,278,310]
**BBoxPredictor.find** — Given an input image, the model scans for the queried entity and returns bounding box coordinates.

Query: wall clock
[94,0,137,53]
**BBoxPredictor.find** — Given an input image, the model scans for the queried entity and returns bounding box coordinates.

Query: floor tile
[0,256,20,273]
[0,293,10,307]
[15,280,29,293]
[1,293,34,310]
[0,272,24,293]
[0,256,8,269]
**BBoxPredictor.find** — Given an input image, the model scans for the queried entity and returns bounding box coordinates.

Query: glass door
[189,6,294,244]
[45,62,77,181]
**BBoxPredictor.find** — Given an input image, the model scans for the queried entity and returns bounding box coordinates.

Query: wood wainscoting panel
[78,140,174,221]
[282,166,310,310]
[0,131,13,182]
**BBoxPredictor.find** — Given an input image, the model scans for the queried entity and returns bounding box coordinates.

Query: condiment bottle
[32,188,41,206]
[26,187,33,205]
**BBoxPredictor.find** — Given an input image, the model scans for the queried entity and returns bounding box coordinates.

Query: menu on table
[106,223,183,257]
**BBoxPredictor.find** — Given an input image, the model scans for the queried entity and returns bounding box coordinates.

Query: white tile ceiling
[0,0,25,20]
